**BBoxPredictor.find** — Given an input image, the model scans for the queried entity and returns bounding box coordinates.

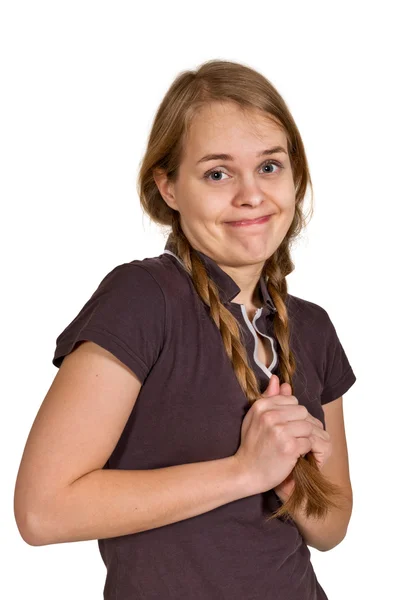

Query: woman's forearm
[274,486,353,552]
[24,456,251,546]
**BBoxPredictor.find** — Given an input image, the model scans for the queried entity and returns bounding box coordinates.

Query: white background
[2,1,398,598]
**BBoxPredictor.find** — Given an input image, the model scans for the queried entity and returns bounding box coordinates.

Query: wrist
[227,455,257,498]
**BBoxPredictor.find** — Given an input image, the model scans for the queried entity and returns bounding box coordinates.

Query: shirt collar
[163,233,277,313]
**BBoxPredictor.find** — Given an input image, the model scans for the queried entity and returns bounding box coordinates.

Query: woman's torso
[95,252,328,599]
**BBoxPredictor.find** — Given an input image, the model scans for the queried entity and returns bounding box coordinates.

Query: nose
[232,177,268,208]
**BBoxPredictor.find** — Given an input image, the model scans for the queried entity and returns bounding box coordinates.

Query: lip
[225,214,273,227]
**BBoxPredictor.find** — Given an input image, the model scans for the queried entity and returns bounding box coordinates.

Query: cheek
[287,202,296,221]
[179,195,218,226]
[184,188,224,221]
[279,191,296,219]
[176,185,202,216]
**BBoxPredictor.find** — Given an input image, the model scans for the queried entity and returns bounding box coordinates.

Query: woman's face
[155,101,296,270]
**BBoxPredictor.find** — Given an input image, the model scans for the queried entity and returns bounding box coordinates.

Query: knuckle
[282,438,297,456]
[301,439,312,455]
[272,422,285,438]
[253,398,271,414]
[306,421,313,436]
[260,409,279,427]
[298,405,308,419]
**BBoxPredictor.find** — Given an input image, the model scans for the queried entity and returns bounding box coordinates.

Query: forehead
[184,102,287,157]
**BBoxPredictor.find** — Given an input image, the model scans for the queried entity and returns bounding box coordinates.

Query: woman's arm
[14,341,250,546]
[25,454,247,546]
[274,396,353,552]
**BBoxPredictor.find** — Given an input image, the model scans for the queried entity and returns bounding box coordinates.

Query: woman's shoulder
[286,292,330,325]
[119,251,194,303]
[51,253,179,380]
[97,251,189,298]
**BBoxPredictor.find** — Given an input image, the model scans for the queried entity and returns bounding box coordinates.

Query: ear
[152,168,179,211]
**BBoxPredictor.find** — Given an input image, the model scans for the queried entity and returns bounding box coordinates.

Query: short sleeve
[320,309,357,405]
[52,263,166,384]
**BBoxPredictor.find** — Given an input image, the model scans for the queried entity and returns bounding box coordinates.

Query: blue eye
[204,160,283,182]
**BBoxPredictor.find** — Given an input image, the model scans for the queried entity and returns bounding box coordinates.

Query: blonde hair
[137,59,346,522]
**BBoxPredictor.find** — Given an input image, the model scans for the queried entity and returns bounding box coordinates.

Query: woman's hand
[269,380,332,502]
[233,375,316,496]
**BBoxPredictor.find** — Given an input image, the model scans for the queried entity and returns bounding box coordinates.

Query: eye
[203,159,283,182]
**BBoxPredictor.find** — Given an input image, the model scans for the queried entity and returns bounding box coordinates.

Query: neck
[218,263,264,308]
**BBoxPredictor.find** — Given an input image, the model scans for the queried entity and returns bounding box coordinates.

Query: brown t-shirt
[52,233,357,600]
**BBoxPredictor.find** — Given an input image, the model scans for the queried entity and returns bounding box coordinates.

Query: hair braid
[171,213,260,399]
[171,212,346,522]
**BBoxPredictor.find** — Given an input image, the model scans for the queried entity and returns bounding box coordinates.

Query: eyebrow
[196,146,288,165]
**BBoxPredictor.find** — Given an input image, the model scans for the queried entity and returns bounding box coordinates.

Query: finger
[254,396,299,411]
[309,438,329,461]
[298,437,313,457]
[305,413,324,430]
[310,426,330,441]
[280,382,292,396]
[285,419,330,442]
[262,374,281,398]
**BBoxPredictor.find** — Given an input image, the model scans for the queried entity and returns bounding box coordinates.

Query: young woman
[14,59,356,599]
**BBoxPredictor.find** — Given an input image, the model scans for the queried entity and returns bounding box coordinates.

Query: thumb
[263,373,280,397]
